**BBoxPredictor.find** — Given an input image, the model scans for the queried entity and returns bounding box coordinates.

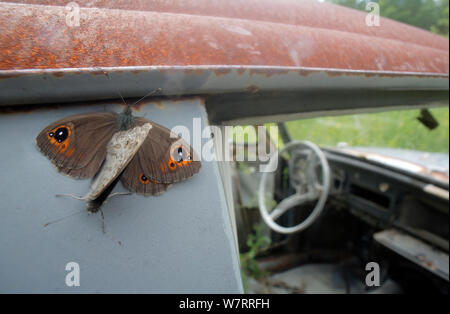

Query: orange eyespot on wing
[47,125,72,154]
[168,159,177,171]
[168,144,194,169]
[139,173,151,184]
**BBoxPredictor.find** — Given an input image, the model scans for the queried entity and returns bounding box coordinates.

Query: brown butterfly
[36,105,201,214]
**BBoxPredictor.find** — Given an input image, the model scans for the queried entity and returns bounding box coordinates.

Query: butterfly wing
[120,117,201,194]
[120,154,171,196]
[36,112,119,179]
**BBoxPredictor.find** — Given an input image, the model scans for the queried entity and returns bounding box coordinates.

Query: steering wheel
[258,141,331,234]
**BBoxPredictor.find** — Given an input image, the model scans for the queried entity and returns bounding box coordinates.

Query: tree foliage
[328,0,449,36]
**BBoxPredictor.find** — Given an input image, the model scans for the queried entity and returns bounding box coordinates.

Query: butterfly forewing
[36,112,120,179]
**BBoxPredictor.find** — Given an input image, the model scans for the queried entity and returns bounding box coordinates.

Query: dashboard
[324,149,449,253]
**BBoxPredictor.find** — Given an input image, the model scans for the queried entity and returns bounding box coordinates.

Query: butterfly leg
[55,193,85,201]
[107,192,132,199]
[100,209,105,234]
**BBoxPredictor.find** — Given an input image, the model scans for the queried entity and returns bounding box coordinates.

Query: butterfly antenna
[43,209,85,228]
[103,71,128,107]
[118,89,129,108]
[130,88,162,108]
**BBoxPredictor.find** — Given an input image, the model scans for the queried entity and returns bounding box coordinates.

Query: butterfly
[36,104,201,214]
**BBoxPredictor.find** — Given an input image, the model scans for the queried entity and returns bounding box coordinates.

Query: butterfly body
[84,122,152,212]
[36,106,201,213]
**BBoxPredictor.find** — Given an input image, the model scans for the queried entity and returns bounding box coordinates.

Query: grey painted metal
[0,66,448,107]
[206,89,449,125]
[0,98,243,293]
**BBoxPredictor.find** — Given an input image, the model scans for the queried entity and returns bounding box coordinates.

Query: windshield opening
[284,107,449,182]
[285,107,449,153]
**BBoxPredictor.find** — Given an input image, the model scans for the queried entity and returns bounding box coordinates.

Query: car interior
[233,114,449,294]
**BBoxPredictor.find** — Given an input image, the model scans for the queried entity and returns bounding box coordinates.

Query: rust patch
[236,68,246,76]
[1,0,449,52]
[429,170,449,182]
[324,69,448,79]
[183,68,205,76]
[155,101,164,109]
[212,68,232,77]
[51,72,65,78]
[244,85,259,94]
[0,2,447,75]
[248,68,291,78]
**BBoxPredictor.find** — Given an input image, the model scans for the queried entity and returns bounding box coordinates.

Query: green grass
[284,107,449,153]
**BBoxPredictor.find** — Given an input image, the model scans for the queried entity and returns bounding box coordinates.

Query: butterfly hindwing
[36,112,120,179]
[120,153,171,196]
[120,117,201,193]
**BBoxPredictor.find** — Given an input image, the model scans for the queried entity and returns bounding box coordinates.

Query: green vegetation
[328,0,449,37]
[240,224,271,291]
[285,107,449,153]
[230,108,449,153]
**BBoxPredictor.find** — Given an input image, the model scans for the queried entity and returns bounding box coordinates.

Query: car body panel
[0,0,448,111]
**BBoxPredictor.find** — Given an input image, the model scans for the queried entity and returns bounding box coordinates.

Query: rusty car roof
[1,0,448,72]
[0,0,448,120]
